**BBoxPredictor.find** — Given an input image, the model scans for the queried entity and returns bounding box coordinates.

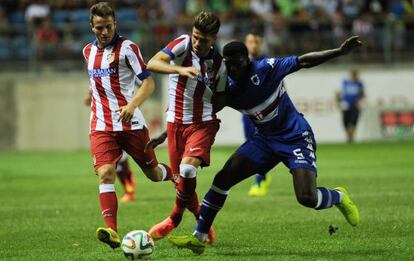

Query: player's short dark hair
[90,2,115,25]
[223,41,248,58]
[193,11,220,35]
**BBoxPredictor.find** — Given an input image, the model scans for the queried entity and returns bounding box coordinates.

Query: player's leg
[291,168,359,226]
[181,121,220,243]
[90,131,122,249]
[169,152,261,253]
[116,151,136,203]
[347,107,360,143]
[287,131,358,226]
[241,115,271,196]
[120,129,174,183]
[149,123,185,240]
[150,121,220,241]
[169,136,275,251]
[96,164,121,249]
[343,109,355,143]
[195,152,260,240]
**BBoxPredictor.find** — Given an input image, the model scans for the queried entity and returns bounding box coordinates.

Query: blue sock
[196,185,229,234]
[254,174,266,185]
[315,187,341,210]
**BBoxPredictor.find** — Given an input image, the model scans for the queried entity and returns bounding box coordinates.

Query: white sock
[192,230,208,243]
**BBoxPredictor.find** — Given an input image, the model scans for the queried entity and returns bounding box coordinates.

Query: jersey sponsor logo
[250,74,260,85]
[189,147,200,152]
[195,74,214,88]
[267,58,276,68]
[88,67,117,78]
[294,159,308,164]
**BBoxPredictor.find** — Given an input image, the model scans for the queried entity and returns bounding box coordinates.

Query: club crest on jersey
[106,52,115,63]
[195,74,213,88]
[251,74,260,85]
[253,111,264,121]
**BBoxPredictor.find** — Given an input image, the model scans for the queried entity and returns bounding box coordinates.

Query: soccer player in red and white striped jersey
[84,92,136,203]
[146,11,227,243]
[83,2,173,249]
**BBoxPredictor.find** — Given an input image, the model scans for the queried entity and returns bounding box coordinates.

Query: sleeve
[161,34,190,60]
[269,56,300,78]
[125,42,151,81]
[82,43,91,62]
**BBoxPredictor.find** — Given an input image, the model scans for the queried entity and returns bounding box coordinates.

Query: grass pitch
[1,141,413,260]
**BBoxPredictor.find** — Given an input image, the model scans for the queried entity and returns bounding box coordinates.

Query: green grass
[1,141,414,260]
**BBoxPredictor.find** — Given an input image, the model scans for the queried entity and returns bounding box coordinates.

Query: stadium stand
[0,0,413,70]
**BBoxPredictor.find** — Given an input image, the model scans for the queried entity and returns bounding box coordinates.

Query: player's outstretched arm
[117,76,155,123]
[147,51,199,78]
[298,36,362,68]
[144,131,167,152]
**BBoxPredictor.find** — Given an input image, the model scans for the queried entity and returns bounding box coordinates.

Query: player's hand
[179,66,200,78]
[84,94,92,106]
[144,132,167,152]
[116,104,135,123]
[339,36,362,55]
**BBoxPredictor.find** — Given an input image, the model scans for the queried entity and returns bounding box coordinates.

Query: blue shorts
[236,130,317,175]
[242,115,257,140]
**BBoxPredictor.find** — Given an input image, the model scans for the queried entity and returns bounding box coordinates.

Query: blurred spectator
[1,0,414,66]
[217,11,236,49]
[186,0,210,16]
[158,0,185,20]
[352,13,375,60]
[139,0,164,21]
[231,0,251,18]
[33,16,60,61]
[263,16,289,54]
[25,0,50,25]
[250,0,276,22]
[275,0,301,17]
[0,7,10,37]
[383,0,406,62]
[342,0,363,19]
[331,4,346,45]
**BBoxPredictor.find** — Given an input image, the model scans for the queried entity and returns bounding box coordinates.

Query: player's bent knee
[212,171,233,191]
[179,164,197,178]
[296,194,318,208]
[143,168,162,182]
[97,164,116,184]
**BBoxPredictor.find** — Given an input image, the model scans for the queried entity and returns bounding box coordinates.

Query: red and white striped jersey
[162,34,227,124]
[82,34,150,132]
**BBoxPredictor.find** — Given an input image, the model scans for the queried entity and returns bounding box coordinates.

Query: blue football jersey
[341,79,364,109]
[227,56,312,138]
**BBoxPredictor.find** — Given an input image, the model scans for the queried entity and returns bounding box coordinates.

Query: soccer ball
[121,230,154,260]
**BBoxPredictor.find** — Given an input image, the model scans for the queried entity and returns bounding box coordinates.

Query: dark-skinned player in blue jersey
[165,35,362,254]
